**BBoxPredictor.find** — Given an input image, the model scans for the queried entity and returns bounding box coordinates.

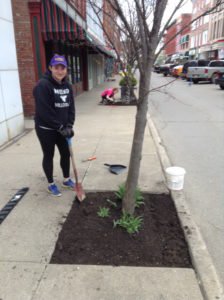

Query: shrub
[119,75,137,87]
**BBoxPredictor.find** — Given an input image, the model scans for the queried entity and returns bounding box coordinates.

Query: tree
[88,0,224,215]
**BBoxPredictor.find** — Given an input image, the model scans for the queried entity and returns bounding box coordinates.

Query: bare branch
[149,0,168,51]
[158,0,185,42]
[155,0,224,60]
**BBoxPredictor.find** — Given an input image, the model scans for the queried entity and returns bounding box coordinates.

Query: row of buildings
[0,0,120,146]
[163,0,224,62]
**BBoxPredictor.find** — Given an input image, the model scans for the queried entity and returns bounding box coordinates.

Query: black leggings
[36,127,70,183]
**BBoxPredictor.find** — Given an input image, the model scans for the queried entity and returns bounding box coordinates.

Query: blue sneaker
[62,178,75,189]
[48,183,62,197]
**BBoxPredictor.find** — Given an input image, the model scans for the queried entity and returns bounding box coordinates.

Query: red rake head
[75,183,86,202]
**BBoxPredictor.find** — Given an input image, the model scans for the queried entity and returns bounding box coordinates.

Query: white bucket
[165,166,186,191]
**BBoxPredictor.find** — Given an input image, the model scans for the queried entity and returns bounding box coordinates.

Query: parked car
[153,64,161,73]
[159,63,177,76]
[216,72,224,90]
[171,65,183,77]
[187,60,224,84]
[182,60,198,79]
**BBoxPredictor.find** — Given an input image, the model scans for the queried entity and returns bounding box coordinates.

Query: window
[66,49,82,84]
[74,54,82,82]
[213,22,217,39]
[209,61,224,67]
[198,60,210,66]
[218,20,222,38]
[189,61,198,67]
[204,15,209,23]
[202,30,208,44]
[191,36,195,48]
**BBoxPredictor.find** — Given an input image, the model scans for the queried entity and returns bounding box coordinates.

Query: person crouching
[99,87,119,105]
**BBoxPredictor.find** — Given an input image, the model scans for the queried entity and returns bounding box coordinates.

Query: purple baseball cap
[49,54,68,67]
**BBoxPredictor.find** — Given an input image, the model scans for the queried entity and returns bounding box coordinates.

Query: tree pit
[50,192,192,268]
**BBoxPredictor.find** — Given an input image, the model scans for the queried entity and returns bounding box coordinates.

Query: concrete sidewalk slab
[83,153,167,193]
[32,265,203,300]
[0,76,203,300]
[0,190,73,262]
[0,262,46,300]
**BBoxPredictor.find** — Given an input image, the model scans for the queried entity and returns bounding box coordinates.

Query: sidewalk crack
[30,264,48,300]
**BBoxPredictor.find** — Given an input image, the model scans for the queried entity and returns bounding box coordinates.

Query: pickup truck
[216,72,224,90]
[187,60,224,84]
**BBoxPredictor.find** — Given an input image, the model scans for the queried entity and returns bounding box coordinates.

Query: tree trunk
[122,65,152,214]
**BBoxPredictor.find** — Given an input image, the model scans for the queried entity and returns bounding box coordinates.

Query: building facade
[189,0,211,59]
[11,0,119,116]
[208,0,224,59]
[164,20,177,58]
[177,14,192,56]
[164,14,191,61]
[0,0,24,146]
[103,0,121,75]
[86,0,106,90]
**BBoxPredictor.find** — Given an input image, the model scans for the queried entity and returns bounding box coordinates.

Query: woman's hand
[58,126,74,138]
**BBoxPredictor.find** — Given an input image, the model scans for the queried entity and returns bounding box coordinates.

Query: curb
[147,113,224,300]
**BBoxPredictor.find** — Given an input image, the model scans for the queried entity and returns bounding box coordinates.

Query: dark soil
[50,192,192,268]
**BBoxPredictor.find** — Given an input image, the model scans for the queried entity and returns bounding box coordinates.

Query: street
[149,73,224,283]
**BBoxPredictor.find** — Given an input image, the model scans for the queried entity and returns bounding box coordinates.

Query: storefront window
[67,54,73,83]
[75,56,81,82]
[65,49,82,84]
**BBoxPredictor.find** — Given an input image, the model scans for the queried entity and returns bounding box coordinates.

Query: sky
[164,0,193,23]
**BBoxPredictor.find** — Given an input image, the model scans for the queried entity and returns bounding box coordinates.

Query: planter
[120,86,137,103]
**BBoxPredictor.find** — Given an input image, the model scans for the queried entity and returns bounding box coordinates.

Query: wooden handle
[67,139,79,183]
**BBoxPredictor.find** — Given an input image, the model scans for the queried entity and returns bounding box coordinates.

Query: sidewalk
[0,78,203,299]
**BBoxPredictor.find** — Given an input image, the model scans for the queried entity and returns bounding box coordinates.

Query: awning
[86,32,116,58]
[41,0,85,41]
[212,40,224,50]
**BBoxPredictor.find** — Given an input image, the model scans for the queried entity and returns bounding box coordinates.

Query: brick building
[164,20,177,58]
[103,0,121,74]
[11,0,119,116]
[164,14,191,61]
[189,0,211,59]
[208,0,224,59]
[177,14,192,56]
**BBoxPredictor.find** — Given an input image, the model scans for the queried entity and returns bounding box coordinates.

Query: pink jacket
[101,88,114,97]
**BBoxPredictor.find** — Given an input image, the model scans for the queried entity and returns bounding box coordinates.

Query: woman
[99,87,118,104]
[33,54,75,196]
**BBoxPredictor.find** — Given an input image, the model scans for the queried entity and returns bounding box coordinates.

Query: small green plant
[106,199,117,208]
[115,183,125,200]
[134,187,145,208]
[115,184,144,208]
[113,213,143,234]
[97,207,110,218]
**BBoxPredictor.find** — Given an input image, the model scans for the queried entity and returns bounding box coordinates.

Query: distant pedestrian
[33,54,75,196]
[99,87,119,104]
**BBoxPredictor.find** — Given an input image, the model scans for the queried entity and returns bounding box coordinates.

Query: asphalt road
[149,73,224,284]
